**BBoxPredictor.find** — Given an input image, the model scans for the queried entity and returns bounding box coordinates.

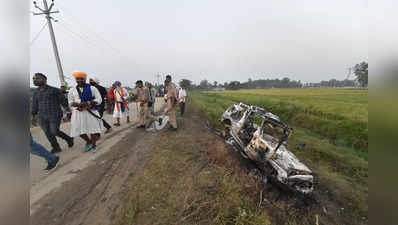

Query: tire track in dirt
[31,127,160,225]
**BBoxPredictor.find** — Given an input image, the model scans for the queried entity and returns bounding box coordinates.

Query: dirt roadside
[31,123,160,225]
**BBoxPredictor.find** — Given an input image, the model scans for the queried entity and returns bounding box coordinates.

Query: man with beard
[68,71,103,153]
[32,73,74,153]
[89,77,112,133]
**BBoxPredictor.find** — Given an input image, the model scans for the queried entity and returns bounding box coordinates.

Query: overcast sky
[30,0,368,87]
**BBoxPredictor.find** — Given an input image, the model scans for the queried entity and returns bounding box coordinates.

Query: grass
[202,88,368,151]
[114,88,368,224]
[115,119,271,225]
[190,90,368,219]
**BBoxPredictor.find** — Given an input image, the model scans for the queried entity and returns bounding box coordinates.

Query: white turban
[91,77,100,84]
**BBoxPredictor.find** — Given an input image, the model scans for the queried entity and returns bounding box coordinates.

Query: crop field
[196,88,368,151]
[190,88,368,220]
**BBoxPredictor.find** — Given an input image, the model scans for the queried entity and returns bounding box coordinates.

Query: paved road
[30,99,164,214]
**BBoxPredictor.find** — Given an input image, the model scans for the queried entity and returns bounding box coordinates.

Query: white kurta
[113,87,130,118]
[68,85,104,137]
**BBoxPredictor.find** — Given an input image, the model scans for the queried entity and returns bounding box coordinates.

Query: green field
[190,88,368,219]
[197,88,368,151]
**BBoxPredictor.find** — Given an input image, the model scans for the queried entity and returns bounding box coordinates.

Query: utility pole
[33,0,66,86]
[156,74,161,86]
[346,67,352,80]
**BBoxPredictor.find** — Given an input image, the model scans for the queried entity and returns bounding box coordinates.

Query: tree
[223,82,228,88]
[227,81,241,90]
[179,79,193,90]
[281,77,290,88]
[354,61,368,87]
[213,81,218,88]
[247,78,253,89]
[199,79,210,90]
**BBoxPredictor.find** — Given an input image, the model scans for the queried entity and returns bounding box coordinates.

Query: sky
[30,0,368,87]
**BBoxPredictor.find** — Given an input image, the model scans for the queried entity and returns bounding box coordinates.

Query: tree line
[179,61,368,90]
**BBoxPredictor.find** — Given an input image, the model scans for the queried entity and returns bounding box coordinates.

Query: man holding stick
[68,71,103,153]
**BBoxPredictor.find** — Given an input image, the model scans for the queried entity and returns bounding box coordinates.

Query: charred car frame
[221,103,314,195]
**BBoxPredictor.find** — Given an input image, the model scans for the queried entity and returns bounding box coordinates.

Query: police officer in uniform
[135,80,162,128]
[165,75,178,131]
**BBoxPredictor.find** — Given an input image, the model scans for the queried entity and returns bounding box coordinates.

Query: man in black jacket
[89,77,112,133]
[31,73,74,153]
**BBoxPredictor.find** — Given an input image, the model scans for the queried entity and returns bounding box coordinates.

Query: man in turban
[113,81,130,126]
[68,71,104,153]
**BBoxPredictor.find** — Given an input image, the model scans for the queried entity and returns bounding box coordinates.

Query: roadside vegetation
[115,110,271,225]
[190,88,368,221]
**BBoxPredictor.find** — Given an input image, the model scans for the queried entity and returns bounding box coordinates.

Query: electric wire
[30,21,48,46]
[55,3,131,60]
[56,16,110,51]
[56,19,107,51]
[54,3,141,72]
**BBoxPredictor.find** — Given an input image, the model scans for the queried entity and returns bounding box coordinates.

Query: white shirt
[179,89,187,103]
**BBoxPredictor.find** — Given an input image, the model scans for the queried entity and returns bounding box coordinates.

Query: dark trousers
[99,106,112,129]
[39,117,72,150]
[180,102,185,115]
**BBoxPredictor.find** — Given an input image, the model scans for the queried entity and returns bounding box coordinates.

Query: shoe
[84,144,92,152]
[114,123,121,126]
[67,138,74,148]
[45,156,59,172]
[136,125,145,129]
[158,117,163,125]
[168,127,177,131]
[51,148,62,154]
[91,145,98,153]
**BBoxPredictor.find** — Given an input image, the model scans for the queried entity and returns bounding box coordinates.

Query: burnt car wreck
[221,103,314,195]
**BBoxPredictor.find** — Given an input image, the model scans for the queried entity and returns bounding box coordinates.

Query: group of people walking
[30,72,186,172]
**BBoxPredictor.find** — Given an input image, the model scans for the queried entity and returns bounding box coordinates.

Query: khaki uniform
[166,82,178,128]
[137,87,158,126]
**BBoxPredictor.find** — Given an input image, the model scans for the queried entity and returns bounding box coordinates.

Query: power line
[56,16,111,51]
[55,2,140,69]
[30,21,48,46]
[56,19,106,51]
[56,3,127,57]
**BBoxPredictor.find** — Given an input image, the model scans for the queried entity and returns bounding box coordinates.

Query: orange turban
[73,71,87,79]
